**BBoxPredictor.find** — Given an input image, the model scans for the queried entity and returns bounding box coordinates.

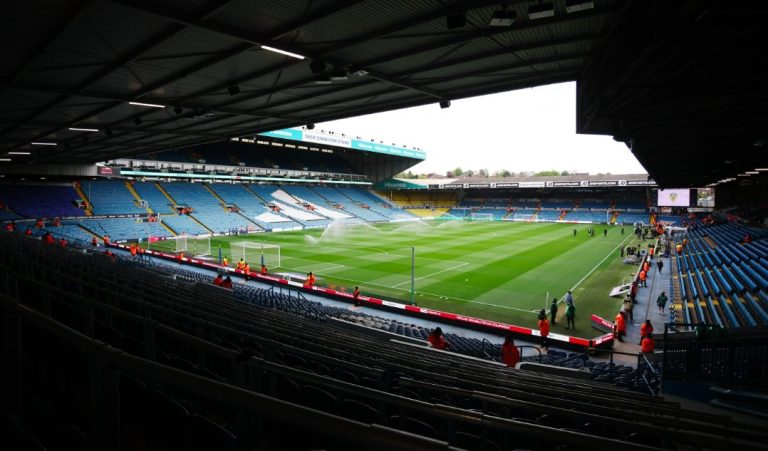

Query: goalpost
[230,242,281,269]
[175,235,211,257]
[468,212,493,221]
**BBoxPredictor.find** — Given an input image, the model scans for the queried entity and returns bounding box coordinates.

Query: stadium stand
[161,183,260,234]
[0,184,84,218]
[82,180,146,215]
[1,231,765,450]
[206,183,302,230]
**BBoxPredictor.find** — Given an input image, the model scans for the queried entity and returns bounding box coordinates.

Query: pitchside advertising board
[437,179,658,189]
[258,128,427,160]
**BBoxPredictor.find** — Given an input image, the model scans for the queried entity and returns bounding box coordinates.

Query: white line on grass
[556,233,635,304]
[317,264,345,273]
[389,262,470,288]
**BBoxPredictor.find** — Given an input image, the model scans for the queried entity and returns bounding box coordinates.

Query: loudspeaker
[439,100,451,109]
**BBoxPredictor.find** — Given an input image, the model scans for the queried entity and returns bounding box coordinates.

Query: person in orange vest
[638,269,647,287]
[213,274,223,286]
[103,235,110,245]
[306,272,316,286]
[501,335,520,368]
[261,264,267,275]
[614,311,626,342]
[649,246,655,259]
[675,243,683,254]
[353,286,361,307]
[643,260,650,273]
[222,256,229,267]
[243,263,250,281]
[236,259,245,271]
[641,334,655,353]
[43,232,55,245]
[538,315,550,348]
[130,244,138,258]
[640,320,653,345]
[24,228,33,236]
[221,276,233,289]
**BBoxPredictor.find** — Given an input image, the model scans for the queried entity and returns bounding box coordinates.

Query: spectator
[550,298,558,325]
[24,228,33,236]
[213,274,223,286]
[353,286,360,307]
[306,272,316,286]
[222,256,229,267]
[43,232,55,245]
[656,259,664,273]
[656,292,668,315]
[427,327,448,350]
[641,334,655,353]
[565,302,575,330]
[538,316,550,348]
[501,336,520,367]
[221,276,233,289]
[261,264,267,275]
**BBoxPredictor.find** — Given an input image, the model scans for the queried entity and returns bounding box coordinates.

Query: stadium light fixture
[8,152,31,155]
[31,142,57,146]
[529,2,554,19]
[746,171,759,175]
[756,168,768,171]
[306,123,315,130]
[489,10,516,26]
[129,101,165,108]
[261,45,305,60]
[0,158,11,162]
[68,127,99,132]
[227,85,241,96]
[565,0,594,13]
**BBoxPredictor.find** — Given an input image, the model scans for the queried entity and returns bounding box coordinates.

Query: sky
[318,81,647,177]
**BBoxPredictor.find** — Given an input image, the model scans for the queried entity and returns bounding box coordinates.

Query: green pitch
[151,221,644,332]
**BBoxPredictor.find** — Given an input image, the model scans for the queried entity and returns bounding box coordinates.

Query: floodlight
[529,2,554,19]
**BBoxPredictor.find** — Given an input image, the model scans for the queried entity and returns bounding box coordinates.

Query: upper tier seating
[82,181,145,215]
[0,184,84,218]
[161,183,259,234]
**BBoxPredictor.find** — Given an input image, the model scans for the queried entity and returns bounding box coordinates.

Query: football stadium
[1,1,767,450]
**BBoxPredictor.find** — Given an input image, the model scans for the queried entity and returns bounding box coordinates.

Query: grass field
[152,221,645,332]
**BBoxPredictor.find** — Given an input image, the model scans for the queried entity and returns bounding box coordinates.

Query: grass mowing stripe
[147,221,629,330]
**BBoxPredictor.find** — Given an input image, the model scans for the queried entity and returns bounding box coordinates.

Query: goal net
[175,235,211,257]
[230,242,281,269]
[468,213,493,221]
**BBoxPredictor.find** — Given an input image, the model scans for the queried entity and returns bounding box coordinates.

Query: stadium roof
[1,1,765,187]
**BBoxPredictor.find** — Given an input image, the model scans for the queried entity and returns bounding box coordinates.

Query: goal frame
[175,235,211,257]
[230,241,282,268]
